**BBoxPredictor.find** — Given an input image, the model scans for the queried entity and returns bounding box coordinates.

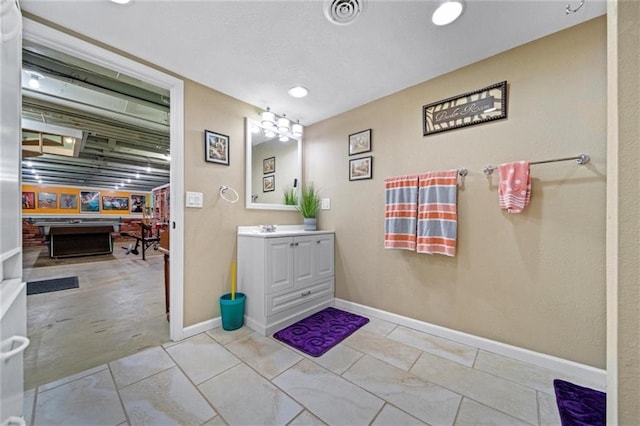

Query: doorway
[21,18,185,388]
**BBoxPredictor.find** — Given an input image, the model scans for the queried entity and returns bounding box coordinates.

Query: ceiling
[19,0,606,191]
[20,40,171,192]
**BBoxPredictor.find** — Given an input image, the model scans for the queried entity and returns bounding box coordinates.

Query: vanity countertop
[237,225,334,238]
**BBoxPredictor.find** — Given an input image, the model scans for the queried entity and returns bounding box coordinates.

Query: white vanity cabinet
[237,228,334,336]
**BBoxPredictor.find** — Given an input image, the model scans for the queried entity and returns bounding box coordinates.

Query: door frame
[22,18,185,341]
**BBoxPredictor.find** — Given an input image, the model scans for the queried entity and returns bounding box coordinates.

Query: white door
[0,1,29,424]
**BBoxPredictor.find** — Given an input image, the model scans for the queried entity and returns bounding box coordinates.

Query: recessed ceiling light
[288,86,309,98]
[110,0,132,4]
[432,1,464,26]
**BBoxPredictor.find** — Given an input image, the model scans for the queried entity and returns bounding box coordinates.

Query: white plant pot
[303,217,317,231]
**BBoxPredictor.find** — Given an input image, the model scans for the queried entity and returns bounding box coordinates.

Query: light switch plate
[321,198,331,210]
[186,191,203,208]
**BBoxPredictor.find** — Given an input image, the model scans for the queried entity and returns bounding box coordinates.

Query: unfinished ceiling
[21,41,171,192]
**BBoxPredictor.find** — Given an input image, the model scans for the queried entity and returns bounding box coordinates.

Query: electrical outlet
[321,198,331,210]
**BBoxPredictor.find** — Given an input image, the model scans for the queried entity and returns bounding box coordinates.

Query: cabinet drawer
[266,278,334,316]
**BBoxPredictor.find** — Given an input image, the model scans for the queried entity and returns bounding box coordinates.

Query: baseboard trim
[182,317,221,339]
[334,298,606,388]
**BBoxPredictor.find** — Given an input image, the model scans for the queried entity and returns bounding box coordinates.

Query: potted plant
[282,186,298,206]
[297,183,321,231]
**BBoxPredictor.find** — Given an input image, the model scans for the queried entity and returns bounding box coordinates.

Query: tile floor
[23,313,605,426]
[22,245,170,390]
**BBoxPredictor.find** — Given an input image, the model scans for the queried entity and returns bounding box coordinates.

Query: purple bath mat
[554,379,606,426]
[273,307,369,357]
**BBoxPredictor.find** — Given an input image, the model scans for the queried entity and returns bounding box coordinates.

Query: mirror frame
[245,117,302,210]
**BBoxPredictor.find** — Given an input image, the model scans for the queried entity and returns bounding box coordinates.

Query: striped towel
[384,175,419,250]
[498,161,531,213]
[416,170,458,257]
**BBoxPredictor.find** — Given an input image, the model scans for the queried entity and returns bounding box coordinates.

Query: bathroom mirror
[245,117,302,210]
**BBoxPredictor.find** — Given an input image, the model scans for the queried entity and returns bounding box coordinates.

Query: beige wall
[182,83,300,326]
[608,0,640,422]
[305,17,607,368]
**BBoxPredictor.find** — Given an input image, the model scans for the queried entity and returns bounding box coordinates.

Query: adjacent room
[1,0,638,425]
[19,41,173,388]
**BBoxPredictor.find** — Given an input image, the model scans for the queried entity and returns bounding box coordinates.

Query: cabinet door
[265,237,294,293]
[293,236,315,288]
[315,234,335,280]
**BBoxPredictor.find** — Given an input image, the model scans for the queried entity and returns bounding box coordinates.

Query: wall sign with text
[423,81,507,136]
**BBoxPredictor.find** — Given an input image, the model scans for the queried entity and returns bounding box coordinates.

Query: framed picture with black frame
[348,129,372,156]
[204,129,230,165]
[263,156,275,174]
[349,156,373,181]
[263,175,275,192]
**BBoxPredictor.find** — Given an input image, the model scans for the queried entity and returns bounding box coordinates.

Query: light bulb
[28,75,40,89]
[291,122,303,137]
[277,115,290,133]
[261,108,276,127]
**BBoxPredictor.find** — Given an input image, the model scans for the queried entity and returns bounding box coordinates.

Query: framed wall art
[349,156,373,181]
[423,81,507,136]
[348,129,372,156]
[130,194,146,213]
[80,191,100,213]
[263,175,275,192]
[102,196,129,211]
[60,193,78,209]
[263,156,275,174]
[22,191,35,209]
[38,192,58,209]
[205,129,230,165]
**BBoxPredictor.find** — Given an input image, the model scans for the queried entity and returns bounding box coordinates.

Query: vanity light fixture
[288,86,309,98]
[432,0,464,26]
[259,108,304,139]
[279,135,289,142]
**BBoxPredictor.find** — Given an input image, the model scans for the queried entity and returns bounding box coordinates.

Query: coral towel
[416,170,458,257]
[384,175,419,250]
[498,161,531,213]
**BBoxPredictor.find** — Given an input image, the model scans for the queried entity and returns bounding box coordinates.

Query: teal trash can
[219,292,246,331]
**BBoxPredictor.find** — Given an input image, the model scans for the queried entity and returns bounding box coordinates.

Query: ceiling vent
[324,0,365,25]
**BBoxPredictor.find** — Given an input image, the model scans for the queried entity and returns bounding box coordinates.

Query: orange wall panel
[21,184,151,216]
